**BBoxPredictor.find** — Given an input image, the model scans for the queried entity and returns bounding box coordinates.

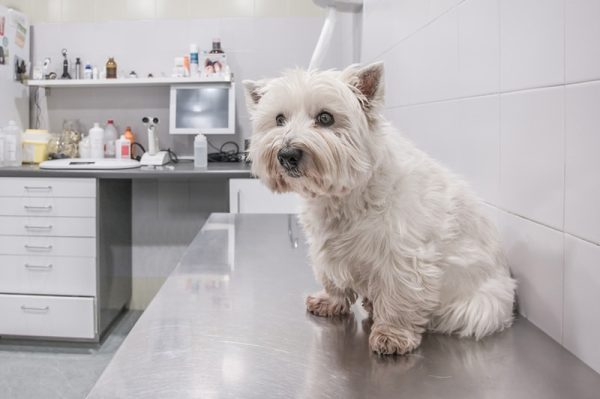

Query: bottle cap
[108,120,114,124]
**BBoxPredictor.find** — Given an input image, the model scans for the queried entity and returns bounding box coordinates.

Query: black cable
[207,139,243,163]
[131,142,146,161]
[165,148,179,164]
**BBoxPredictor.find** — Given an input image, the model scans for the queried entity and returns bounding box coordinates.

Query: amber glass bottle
[106,57,117,79]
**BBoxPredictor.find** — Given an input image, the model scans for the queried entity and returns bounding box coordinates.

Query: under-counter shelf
[26,75,232,88]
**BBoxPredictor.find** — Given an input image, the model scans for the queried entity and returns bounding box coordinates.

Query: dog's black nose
[277,147,303,169]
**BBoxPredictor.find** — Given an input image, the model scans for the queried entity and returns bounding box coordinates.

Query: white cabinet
[229,178,302,214]
[0,177,131,341]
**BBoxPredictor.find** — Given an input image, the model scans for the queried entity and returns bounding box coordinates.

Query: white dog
[243,62,516,355]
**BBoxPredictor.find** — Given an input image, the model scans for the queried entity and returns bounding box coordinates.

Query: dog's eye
[275,114,286,126]
[316,111,334,127]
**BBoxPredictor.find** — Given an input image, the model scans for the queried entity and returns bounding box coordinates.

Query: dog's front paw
[306,291,349,317]
[369,323,422,355]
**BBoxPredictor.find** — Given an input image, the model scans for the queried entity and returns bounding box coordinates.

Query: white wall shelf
[27,76,232,88]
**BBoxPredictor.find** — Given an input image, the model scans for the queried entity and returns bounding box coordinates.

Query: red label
[121,144,130,157]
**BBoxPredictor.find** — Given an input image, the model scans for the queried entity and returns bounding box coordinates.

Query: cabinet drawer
[0,178,96,198]
[0,255,96,296]
[0,294,95,339]
[0,216,96,237]
[0,236,96,257]
[0,197,96,217]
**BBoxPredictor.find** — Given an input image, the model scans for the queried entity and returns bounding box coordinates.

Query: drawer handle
[24,244,53,251]
[24,205,53,211]
[21,305,50,312]
[24,186,53,191]
[25,263,53,270]
[24,225,53,230]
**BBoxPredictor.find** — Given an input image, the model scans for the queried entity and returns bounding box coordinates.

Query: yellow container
[22,129,51,164]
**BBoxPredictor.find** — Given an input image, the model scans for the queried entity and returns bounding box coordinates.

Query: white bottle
[194,134,207,168]
[79,134,91,158]
[190,44,199,78]
[89,123,105,159]
[115,134,131,160]
[104,120,118,157]
[3,121,22,166]
[84,64,93,80]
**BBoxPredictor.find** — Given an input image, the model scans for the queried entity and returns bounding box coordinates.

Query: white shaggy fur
[243,62,516,355]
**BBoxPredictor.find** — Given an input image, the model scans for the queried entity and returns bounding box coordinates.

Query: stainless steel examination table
[87,214,600,399]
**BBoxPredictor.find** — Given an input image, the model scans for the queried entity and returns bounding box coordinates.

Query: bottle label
[190,53,199,64]
[121,143,130,158]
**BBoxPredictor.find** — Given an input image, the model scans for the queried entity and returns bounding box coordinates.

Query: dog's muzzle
[277,147,303,176]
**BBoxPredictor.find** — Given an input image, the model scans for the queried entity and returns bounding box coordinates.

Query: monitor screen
[170,83,235,135]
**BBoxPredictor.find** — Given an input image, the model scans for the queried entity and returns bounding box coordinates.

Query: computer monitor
[169,83,236,135]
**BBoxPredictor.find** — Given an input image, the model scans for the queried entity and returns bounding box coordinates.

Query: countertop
[87,214,600,399]
[0,162,252,179]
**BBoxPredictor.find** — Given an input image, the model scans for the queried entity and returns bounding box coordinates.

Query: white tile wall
[498,211,564,343]
[565,82,600,244]
[499,87,565,229]
[563,235,600,373]
[565,0,600,83]
[457,0,499,97]
[499,0,564,91]
[456,95,500,202]
[364,0,600,373]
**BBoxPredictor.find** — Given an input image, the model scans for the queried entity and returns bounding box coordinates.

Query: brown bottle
[106,57,117,79]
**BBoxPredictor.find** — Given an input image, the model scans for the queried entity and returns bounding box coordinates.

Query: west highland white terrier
[243,62,516,355]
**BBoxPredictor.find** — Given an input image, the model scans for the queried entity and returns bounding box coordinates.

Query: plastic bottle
[190,44,199,78]
[194,134,207,168]
[124,126,135,159]
[115,135,131,160]
[3,121,22,166]
[84,64,93,79]
[79,134,91,158]
[104,120,118,157]
[90,123,105,159]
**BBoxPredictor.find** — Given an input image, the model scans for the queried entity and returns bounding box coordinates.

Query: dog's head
[243,62,385,198]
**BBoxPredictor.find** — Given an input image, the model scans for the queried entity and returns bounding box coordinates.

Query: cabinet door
[229,179,302,214]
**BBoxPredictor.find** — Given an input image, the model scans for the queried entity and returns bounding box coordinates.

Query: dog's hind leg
[306,277,357,317]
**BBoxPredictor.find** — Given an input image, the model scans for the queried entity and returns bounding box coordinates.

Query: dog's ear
[344,62,385,110]
[243,79,267,113]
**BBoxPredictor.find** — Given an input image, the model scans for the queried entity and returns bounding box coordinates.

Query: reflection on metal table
[87,213,600,399]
